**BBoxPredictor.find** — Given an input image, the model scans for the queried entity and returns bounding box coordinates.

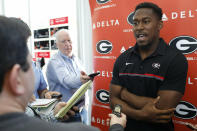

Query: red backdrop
[89,0,197,130]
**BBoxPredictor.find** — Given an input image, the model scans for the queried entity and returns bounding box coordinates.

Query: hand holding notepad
[55,80,92,118]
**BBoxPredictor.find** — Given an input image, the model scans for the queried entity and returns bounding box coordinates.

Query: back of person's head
[134,2,163,20]
[0,16,31,92]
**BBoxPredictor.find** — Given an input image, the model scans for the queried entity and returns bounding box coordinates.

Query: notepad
[55,80,92,118]
[30,99,59,115]
[31,99,58,108]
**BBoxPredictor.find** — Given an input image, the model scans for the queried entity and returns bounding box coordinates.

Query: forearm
[110,84,174,123]
[110,96,143,120]
[47,62,82,89]
[156,90,183,109]
[62,74,82,88]
[121,88,154,109]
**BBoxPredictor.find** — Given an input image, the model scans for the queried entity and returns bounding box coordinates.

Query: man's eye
[144,20,150,24]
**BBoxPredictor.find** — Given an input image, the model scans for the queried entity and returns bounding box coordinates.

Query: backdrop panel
[89,0,197,130]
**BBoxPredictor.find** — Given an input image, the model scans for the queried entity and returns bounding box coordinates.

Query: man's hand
[109,113,127,128]
[80,71,90,84]
[139,96,175,123]
[54,102,77,121]
[44,91,60,99]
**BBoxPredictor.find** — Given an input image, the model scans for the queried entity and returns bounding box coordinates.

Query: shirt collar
[58,51,74,60]
[131,38,167,56]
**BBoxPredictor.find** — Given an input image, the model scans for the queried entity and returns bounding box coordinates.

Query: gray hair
[55,29,70,42]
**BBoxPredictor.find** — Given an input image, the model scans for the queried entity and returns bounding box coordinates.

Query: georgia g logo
[127,12,134,26]
[174,101,197,119]
[169,36,197,54]
[96,89,109,104]
[96,40,113,54]
[96,0,110,4]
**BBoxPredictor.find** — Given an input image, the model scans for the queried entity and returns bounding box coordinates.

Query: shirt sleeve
[109,124,124,131]
[159,53,188,94]
[47,58,82,89]
[37,67,47,91]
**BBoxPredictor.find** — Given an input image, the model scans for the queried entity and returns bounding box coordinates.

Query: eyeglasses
[59,40,72,44]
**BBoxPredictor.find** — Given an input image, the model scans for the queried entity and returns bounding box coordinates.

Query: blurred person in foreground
[0,15,98,131]
[0,15,126,131]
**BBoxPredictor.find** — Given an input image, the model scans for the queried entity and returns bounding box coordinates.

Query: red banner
[50,17,68,25]
[35,52,50,58]
[89,0,197,131]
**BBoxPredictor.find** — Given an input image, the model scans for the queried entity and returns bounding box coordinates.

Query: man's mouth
[136,34,147,41]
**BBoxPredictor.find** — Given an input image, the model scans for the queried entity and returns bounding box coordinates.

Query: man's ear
[158,20,163,30]
[9,64,25,95]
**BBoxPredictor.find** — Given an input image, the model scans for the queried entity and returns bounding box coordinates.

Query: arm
[46,59,82,89]
[120,88,182,110]
[110,84,174,123]
[121,87,154,109]
[36,69,60,99]
[156,53,188,109]
[110,53,174,123]
[156,90,183,109]
[121,52,188,110]
[110,84,139,119]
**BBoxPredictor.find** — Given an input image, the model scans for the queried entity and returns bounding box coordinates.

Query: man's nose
[136,22,144,30]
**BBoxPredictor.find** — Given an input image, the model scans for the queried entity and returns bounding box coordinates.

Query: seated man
[0,15,98,131]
